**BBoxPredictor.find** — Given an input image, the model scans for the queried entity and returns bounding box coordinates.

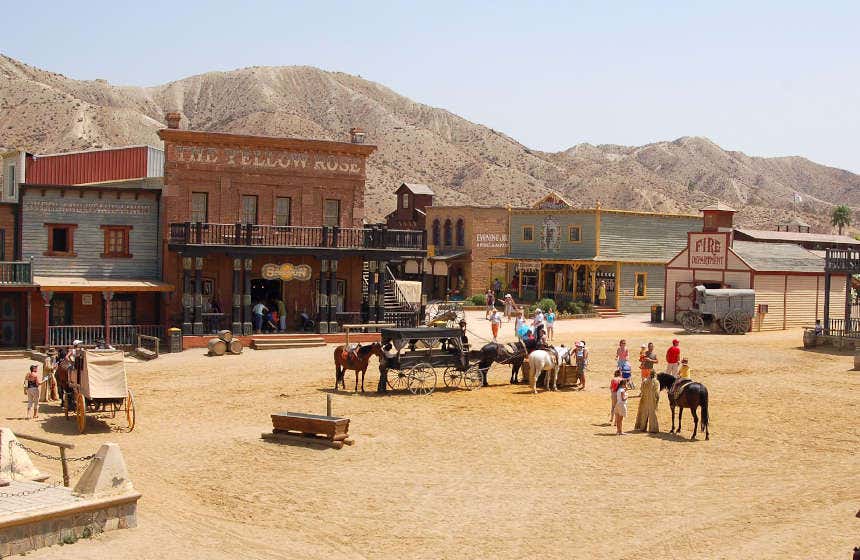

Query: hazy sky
[4,1,859,172]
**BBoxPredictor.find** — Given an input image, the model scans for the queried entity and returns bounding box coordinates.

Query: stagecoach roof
[380,327,463,340]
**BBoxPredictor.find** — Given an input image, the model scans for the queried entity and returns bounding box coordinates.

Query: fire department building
[159,119,425,335]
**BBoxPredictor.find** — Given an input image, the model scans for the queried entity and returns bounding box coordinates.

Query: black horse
[656,372,710,440]
[477,342,527,384]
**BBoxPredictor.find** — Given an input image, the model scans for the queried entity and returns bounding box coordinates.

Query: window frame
[100,225,133,258]
[402,193,409,209]
[323,199,340,228]
[191,192,209,223]
[6,163,15,198]
[568,225,582,243]
[455,218,465,247]
[44,223,78,257]
[240,195,258,225]
[522,225,534,243]
[110,294,136,325]
[443,219,453,246]
[634,272,648,299]
[275,196,292,227]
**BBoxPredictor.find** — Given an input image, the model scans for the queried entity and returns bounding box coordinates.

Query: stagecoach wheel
[681,312,704,333]
[722,310,751,335]
[463,364,483,390]
[424,302,440,326]
[387,369,408,391]
[125,390,136,432]
[442,367,462,388]
[407,363,437,396]
[75,393,87,434]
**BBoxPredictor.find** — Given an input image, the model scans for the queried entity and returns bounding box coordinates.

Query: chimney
[349,127,366,144]
[165,112,182,130]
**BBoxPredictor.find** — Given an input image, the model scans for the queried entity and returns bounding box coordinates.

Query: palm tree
[831,205,853,235]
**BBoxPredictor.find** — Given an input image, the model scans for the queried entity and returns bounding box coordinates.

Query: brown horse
[657,373,710,440]
[333,342,385,393]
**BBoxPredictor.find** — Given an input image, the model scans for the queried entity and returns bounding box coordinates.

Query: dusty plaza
[0,311,855,560]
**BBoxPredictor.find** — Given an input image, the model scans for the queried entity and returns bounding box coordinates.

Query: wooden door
[0,294,19,347]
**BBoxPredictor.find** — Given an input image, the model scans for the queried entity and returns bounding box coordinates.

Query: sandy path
[1,313,857,559]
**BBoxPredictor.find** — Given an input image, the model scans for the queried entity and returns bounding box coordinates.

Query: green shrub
[469,293,487,306]
[535,298,557,312]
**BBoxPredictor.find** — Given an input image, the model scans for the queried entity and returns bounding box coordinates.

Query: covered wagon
[680,286,755,334]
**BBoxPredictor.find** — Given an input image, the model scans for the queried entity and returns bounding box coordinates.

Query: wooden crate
[265,412,351,449]
[558,364,578,387]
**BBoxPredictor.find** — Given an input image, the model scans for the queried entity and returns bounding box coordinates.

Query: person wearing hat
[69,340,84,384]
[666,339,681,376]
[574,341,589,390]
[41,347,59,402]
[532,307,545,330]
[503,293,516,322]
[679,358,691,379]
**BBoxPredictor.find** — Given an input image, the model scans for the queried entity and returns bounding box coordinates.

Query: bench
[262,412,353,449]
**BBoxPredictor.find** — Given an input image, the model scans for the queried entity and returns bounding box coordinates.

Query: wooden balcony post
[331,226,340,248]
[823,272,831,335]
[231,258,242,334]
[194,222,203,244]
[28,255,34,284]
[181,257,193,334]
[376,260,386,321]
[845,273,853,335]
[328,259,338,328]
[242,258,253,335]
[102,291,113,346]
[41,291,53,347]
[193,257,204,335]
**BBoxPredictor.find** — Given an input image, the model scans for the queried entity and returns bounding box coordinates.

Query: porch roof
[488,254,668,265]
[34,276,175,292]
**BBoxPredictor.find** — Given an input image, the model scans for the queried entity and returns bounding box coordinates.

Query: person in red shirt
[666,339,681,376]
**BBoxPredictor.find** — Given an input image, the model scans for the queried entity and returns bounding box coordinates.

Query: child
[610,369,622,420]
[638,343,647,376]
[616,339,629,370]
[490,309,503,342]
[545,308,555,341]
[679,358,691,379]
[614,378,628,435]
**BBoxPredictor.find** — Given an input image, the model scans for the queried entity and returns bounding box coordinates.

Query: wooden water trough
[262,412,353,449]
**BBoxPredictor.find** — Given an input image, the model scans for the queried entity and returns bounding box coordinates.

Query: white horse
[528,346,570,393]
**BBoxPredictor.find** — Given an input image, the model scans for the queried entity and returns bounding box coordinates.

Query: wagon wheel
[125,390,136,432]
[463,364,483,390]
[387,369,408,391]
[424,302,441,326]
[407,363,437,396]
[75,393,87,434]
[681,312,704,333]
[722,310,751,335]
[442,366,463,388]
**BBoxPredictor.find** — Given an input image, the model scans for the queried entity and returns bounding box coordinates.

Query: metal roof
[399,183,435,195]
[731,241,826,272]
[734,228,859,246]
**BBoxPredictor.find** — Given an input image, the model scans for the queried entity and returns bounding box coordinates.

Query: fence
[0,260,33,284]
[110,325,165,348]
[826,318,860,338]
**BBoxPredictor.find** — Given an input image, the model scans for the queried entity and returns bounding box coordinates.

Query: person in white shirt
[252,302,268,333]
[532,308,545,330]
[490,309,503,342]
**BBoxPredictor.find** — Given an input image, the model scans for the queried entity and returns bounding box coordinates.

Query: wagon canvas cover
[82,350,128,399]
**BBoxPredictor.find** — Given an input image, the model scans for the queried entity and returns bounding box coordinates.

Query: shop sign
[81,294,93,306]
[689,233,727,269]
[516,261,541,273]
[173,145,364,176]
[261,263,312,282]
[475,233,508,248]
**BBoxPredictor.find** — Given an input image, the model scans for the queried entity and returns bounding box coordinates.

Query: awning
[34,276,175,292]
[428,251,469,262]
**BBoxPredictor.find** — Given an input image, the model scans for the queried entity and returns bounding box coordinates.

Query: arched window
[432,219,441,246]
[455,218,465,247]
[443,219,453,246]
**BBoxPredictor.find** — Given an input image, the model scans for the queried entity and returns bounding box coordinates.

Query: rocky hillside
[1,54,857,232]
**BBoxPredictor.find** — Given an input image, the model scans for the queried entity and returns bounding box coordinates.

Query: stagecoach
[60,349,136,433]
[680,286,755,334]
[379,327,483,395]
[423,301,466,328]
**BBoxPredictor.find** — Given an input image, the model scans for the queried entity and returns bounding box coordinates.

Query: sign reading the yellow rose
[261,263,312,282]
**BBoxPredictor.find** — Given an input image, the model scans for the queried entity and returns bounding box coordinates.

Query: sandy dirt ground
[1,312,857,559]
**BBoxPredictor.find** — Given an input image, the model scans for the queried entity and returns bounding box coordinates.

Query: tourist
[532,307,545,331]
[514,310,528,340]
[614,378,629,435]
[610,369,622,420]
[504,294,516,322]
[493,278,502,294]
[274,296,287,332]
[545,307,555,341]
[535,324,548,349]
[679,358,691,379]
[615,339,629,369]
[458,320,470,350]
[24,365,41,419]
[43,347,58,401]
[634,371,660,433]
[598,280,607,306]
[814,319,823,335]
[575,341,589,389]
[641,342,658,381]
[666,339,681,376]
[95,338,115,350]
[70,340,84,383]
[252,301,268,333]
[490,308,503,342]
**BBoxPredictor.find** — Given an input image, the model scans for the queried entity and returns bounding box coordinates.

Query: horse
[333,342,385,393]
[527,346,571,393]
[656,372,710,440]
[477,342,526,384]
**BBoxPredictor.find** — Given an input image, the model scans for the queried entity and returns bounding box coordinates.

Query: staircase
[0,349,32,360]
[595,306,624,319]
[251,334,326,350]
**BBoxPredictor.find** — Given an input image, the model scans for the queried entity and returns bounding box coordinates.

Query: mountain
[1,53,857,232]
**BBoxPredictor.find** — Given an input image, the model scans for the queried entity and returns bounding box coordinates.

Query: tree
[831,205,853,235]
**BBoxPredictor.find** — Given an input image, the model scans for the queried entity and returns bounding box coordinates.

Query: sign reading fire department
[689,233,728,269]
[262,263,312,282]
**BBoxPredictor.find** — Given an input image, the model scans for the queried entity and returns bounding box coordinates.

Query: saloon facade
[159,117,425,335]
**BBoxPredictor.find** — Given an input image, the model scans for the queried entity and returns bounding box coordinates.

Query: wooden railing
[825,318,860,337]
[825,248,860,273]
[0,260,33,284]
[49,324,164,347]
[110,325,165,347]
[382,310,420,328]
[169,222,426,252]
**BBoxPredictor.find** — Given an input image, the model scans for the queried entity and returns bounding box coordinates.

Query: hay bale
[217,330,233,343]
[207,338,227,356]
[228,339,243,355]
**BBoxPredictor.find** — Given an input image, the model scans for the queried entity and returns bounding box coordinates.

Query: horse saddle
[671,378,693,400]
[342,343,360,362]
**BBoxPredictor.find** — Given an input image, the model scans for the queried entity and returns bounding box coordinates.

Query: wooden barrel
[521,361,531,384]
[228,339,243,354]
[802,329,816,349]
[217,330,233,343]
[207,338,227,356]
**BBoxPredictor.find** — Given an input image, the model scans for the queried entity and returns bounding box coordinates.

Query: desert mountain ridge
[1,53,857,233]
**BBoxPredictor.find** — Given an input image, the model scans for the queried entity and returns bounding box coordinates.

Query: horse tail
[700,387,709,431]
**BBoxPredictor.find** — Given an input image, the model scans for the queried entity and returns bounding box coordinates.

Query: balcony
[0,260,34,285]
[168,223,427,255]
[825,248,860,273]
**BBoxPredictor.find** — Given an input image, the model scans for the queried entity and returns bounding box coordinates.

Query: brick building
[385,183,434,230]
[159,118,425,335]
